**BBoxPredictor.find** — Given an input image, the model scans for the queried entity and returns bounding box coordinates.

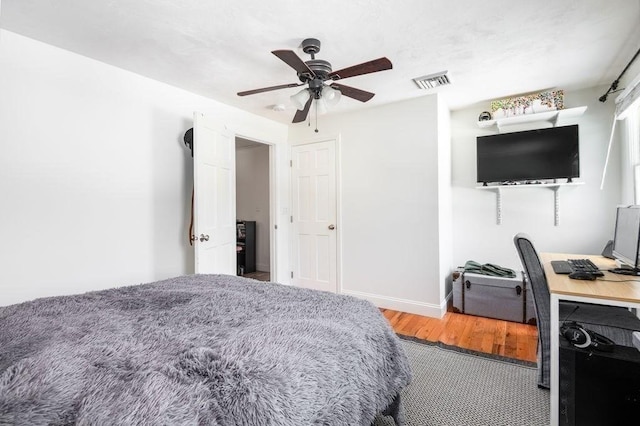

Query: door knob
[199,234,210,242]
[328,224,335,230]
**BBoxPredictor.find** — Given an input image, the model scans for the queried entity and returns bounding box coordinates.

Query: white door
[291,140,337,292]
[193,112,236,274]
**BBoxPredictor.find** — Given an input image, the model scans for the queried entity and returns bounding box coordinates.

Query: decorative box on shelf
[476,89,586,131]
[477,106,587,131]
[491,90,564,118]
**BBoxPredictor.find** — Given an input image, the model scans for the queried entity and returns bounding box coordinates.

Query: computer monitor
[611,205,640,275]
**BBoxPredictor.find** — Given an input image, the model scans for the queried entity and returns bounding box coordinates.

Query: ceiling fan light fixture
[290,89,310,110]
[315,98,328,115]
[323,85,342,107]
[238,38,392,124]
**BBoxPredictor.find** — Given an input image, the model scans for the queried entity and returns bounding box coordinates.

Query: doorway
[236,137,272,281]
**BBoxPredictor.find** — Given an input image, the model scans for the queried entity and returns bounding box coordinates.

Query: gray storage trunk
[452,268,536,325]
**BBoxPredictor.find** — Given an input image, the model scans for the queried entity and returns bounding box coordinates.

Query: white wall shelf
[477,106,587,131]
[476,182,584,225]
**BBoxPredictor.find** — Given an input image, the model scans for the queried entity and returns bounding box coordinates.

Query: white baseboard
[255,263,270,272]
[341,289,449,319]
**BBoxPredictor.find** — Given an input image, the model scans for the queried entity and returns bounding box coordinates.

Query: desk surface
[541,253,640,304]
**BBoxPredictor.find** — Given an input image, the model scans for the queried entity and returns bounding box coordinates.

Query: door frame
[289,135,342,293]
[192,112,282,280]
[234,135,278,280]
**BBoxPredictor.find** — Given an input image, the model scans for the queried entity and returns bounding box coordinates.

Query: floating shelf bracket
[489,187,503,225]
[496,188,502,225]
[476,182,583,226]
[552,186,560,226]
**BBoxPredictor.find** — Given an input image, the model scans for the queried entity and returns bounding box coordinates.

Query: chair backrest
[513,232,551,388]
[513,233,550,324]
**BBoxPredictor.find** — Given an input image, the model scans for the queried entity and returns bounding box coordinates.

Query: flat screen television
[476,124,579,184]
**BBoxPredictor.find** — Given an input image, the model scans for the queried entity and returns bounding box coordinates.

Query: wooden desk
[541,253,640,426]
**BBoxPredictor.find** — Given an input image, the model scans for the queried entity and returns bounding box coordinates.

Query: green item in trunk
[463,260,517,278]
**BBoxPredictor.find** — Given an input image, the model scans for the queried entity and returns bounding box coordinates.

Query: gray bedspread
[0,274,411,425]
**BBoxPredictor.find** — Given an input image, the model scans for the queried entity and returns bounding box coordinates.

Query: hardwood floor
[242,271,270,281]
[381,309,538,363]
[240,273,537,362]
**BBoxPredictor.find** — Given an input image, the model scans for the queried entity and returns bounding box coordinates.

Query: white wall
[288,95,452,317]
[236,144,270,271]
[451,86,622,271]
[0,30,288,306]
[436,96,454,298]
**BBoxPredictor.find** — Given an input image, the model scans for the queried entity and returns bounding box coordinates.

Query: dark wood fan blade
[237,82,303,96]
[272,50,315,77]
[330,83,375,102]
[328,57,392,80]
[292,96,313,123]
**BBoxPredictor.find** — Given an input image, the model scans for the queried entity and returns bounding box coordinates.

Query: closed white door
[291,140,337,292]
[193,112,236,274]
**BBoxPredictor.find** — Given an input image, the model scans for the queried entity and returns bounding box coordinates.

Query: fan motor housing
[299,59,332,81]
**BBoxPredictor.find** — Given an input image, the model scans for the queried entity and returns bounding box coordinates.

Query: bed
[0,274,411,425]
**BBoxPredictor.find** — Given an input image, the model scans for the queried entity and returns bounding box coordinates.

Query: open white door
[291,140,337,292]
[193,112,236,274]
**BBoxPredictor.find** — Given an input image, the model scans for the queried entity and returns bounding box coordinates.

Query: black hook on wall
[184,128,193,157]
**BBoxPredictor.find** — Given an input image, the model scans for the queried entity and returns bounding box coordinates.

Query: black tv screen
[476,124,579,184]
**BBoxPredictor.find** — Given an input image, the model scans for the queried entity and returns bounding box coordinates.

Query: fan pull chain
[314,101,319,133]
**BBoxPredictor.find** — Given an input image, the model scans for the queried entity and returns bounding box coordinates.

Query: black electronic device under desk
[559,338,640,425]
[236,220,256,275]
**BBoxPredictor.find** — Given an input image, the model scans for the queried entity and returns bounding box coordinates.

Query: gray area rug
[374,339,550,426]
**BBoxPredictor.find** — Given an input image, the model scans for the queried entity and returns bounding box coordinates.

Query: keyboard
[551,259,604,276]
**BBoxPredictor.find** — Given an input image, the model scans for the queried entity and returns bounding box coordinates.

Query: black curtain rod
[599,46,640,102]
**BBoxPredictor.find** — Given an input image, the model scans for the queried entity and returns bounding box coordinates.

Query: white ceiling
[2,0,639,124]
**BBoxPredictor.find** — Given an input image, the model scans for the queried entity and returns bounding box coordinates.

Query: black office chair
[513,233,640,389]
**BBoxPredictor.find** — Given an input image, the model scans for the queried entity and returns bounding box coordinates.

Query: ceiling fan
[237,38,392,124]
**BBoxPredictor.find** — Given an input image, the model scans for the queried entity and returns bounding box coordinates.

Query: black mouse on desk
[568,271,598,280]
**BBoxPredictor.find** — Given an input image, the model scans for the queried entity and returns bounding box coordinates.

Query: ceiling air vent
[413,71,451,89]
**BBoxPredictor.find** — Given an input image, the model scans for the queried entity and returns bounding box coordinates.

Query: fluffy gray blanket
[0,275,411,425]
